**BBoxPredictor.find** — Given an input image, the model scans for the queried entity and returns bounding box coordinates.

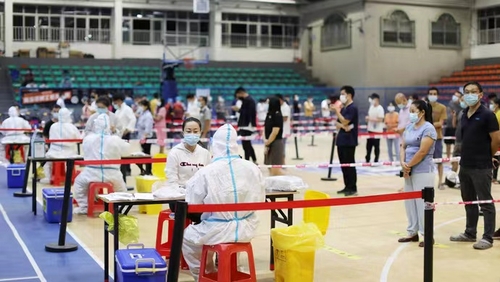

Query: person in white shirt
[277,94,291,163]
[112,93,137,180]
[186,94,200,121]
[84,96,119,137]
[56,93,66,108]
[365,93,385,163]
[256,99,268,125]
[321,97,331,119]
[89,91,99,114]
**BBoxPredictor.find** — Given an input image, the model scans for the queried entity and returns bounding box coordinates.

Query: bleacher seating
[431,64,500,87]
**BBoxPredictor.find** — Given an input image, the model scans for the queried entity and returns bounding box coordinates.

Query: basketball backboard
[163,34,210,65]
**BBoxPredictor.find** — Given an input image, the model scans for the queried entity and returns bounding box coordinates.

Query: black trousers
[239,129,256,162]
[493,155,500,180]
[121,132,132,182]
[459,167,496,242]
[337,145,357,192]
[137,143,152,175]
[365,132,380,162]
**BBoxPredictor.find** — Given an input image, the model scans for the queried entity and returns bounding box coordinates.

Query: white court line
[0,277,39,282]
[379,216,465,282]
[34,198,114,280]
[0,204,47,282]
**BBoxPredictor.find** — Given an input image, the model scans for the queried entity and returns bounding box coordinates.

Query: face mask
[184,133,200,146]
[113,103,119,110]
[452,96,459,102]
[397,104,405,109]
[197,102,202,108]
[339,95,347,104]
[408,99,413,105]
[388,106,395,112]
[428,95,438,103]
[368,98,373,104]
[52,112,58,119]
[96,108,107,114]
[460,101,467,109]
[294,96,299,101]
[464,94,479,106]
[409,112,420,124]
[490,104,496,111]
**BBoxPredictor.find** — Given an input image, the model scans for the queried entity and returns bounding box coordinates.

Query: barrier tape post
[321,132,337,182]
[308,134,316,147]
[423,186,435,282]
[45,159,78,253]
[167,201,188,282]
[292,136,303,160]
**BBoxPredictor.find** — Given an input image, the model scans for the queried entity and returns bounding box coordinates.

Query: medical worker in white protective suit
[0,106,31,163]
[40,108,82,184]
[73,114,131,214]
[182,124,265,281]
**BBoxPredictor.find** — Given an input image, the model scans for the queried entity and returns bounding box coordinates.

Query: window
[381,10,415,47]
[221,13,299,49]
[321,13,351,51]
[431,14,460,48]
[477,7,500,45]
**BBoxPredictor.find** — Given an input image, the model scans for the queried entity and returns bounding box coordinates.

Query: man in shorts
[428,87,447,190]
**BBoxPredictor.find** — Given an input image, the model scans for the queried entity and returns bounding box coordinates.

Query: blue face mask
[409,113,420,123]
[96,108,107,114]
[184,133,200,146]
[464,94,479,106]
[397,104,405,109]
[460,101,467,109]
[112,103,119,110]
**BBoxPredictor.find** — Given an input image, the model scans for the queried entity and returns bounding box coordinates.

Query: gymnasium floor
[1,134,499,282]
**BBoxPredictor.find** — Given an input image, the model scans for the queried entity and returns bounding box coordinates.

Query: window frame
[380,10,416,48]
[429,13,461,49]
[320,13,351,52]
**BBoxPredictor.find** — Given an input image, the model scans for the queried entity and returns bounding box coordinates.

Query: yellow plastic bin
[151,153,167,178]
[135,175,165,215]
[270,223,324,282]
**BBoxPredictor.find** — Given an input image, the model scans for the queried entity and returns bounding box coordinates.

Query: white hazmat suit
[40,108,82,184]
[73,114,131,214]
[1,106,31,144]
[182,124,265,280]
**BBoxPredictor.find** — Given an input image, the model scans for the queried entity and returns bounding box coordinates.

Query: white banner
[194,0,210,13]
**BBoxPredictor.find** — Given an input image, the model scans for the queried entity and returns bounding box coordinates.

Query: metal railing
[13,27,111,43]
[221,33,296,49]
[123,30,163,45]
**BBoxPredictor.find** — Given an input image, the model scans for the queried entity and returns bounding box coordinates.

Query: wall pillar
[112,0,123,59]
[209,8,222,61]
[4,0,13,57]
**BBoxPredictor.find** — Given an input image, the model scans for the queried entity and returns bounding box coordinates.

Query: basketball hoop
[183,58,194,70]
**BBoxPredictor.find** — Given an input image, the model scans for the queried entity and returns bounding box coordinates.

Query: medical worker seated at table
[73,114,131,214]
[0,106,32,163]
[164,117,211,212]
[182,124,265,281]
[40,108,82,184]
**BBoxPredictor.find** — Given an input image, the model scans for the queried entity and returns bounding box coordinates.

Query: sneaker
[344,191,358,197]
[450,233,476,242]
[438,184,446,190]
[493,229,500,240]
[39,178,50,184]
[473,239,493,250]
[73,207,87,215]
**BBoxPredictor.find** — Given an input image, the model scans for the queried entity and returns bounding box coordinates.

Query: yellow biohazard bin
[151,153,167,178]
[270,223,324,282]
[135,175,165,215]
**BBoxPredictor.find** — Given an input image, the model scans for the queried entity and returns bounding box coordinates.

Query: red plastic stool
[155,209,190,270]
[5,145,25,163]
[87,182,114,217]
[199,243,256,282]
[51,162,76,186]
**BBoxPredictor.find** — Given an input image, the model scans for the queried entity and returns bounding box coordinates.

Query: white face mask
[340,94,347,104]
[388,106,395,112]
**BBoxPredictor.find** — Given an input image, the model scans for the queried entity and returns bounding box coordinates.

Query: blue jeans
[386,138,400,162]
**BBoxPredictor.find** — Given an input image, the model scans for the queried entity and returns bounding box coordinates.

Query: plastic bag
[99,212,139,245]
[152,180,186,199]
[265,176,308,192]
[271,223,324,252]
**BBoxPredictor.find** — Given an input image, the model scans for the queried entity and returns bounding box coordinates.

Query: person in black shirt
[264,97,284,176]
[450,82,500,249]
[233,87,257,163]
[331,86,359,197]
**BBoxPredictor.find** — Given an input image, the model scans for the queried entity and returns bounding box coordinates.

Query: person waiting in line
[0,106,32,164]
[234,87,258,164]
[277,94,291,164]
[490,97,500,184]
[256,98,268,126]
[365,93,385,163]
[198,96,212,149]
[321,95,332,123]
[40,108,82,184]
[150,93,160,117]
[135,100,154,176]
[264,97,285,176]
[182,124,265,281]
[164,117,212,216]
[154,98,167,154]
[398,100,437,247]
[487,93,497,106]
[384,102,399,162]
[186,94,201,121]
[215,96,227,121]
[81,98,92,123]
[112,93,137,180]
[84,96,119,137]
[444,91,462,159]
[446,92,466,189]
[331,86,359,197]
[292,94,302,122]
[427,87,447,190]
[450,82,500,249]
[73,114,131,215]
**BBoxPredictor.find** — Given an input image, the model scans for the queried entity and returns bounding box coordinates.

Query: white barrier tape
[435,199,500,206]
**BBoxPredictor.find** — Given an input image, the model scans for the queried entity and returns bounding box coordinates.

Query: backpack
[172,103,185,120]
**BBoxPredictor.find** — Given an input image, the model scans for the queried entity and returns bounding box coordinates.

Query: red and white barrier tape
[435,199,500,206]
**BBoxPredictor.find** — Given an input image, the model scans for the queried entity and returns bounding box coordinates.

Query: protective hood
[58,108,72,123]
[94,114,111,135]
[212,124,239,160]
[8,106,19,118]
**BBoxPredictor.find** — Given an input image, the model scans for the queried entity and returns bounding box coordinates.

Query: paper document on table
[100,192,135,201]
[134,193,154,200]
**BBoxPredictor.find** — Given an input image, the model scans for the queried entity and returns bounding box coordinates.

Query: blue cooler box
[116,244,167,282]
[42,188,73,223]
[7,164,25,188]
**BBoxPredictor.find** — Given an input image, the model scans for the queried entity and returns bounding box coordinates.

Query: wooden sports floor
[31,134,500,282]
